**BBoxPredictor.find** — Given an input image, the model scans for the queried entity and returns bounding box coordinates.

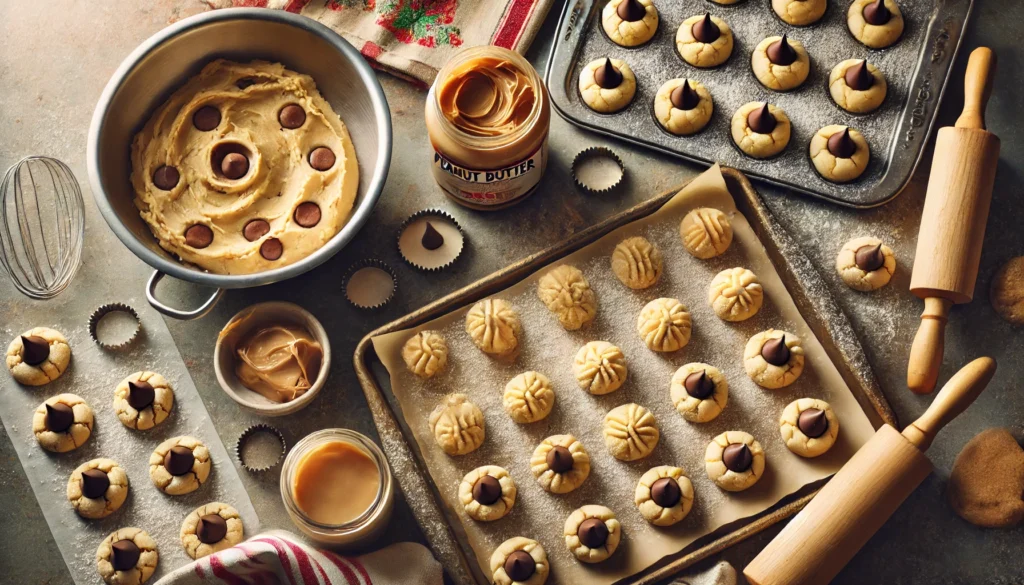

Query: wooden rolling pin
[908,47,1000,394]
[744,356,996,585]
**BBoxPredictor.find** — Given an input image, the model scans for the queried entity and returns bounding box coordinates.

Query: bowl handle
[146,270,224,320]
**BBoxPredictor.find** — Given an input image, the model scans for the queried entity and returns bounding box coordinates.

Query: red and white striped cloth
[155,531,442,585]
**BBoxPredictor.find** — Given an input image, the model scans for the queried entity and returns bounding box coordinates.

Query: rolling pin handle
[956,47,996,130]
[902,357,996,451]
[907,297,953,394]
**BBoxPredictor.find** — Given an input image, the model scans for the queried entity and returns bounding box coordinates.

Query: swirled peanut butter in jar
[426,46,550,210]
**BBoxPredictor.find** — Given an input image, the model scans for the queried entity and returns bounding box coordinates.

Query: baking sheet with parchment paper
[0,307,259,583]
[372,165,875,584]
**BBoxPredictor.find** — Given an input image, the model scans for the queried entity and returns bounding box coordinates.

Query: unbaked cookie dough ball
[675,13,734,68]
[602,0,659,47]
[531,434,591,494]
[948,428,1024,528]
[611,235,663,289]
[772,0,827,25]
[744,329,805,389]
[573,341,628,395]
[810,125,870,182]
[991,256,1024,325]
[460,465,517,522]
[180,502,244,559]
[709,267,764,321]
[490,536,550,585]
[637,297,692,352]
[705,431,766,492]
[537,264,597,330]
[848,0,904,49]
[466,298,521,356]
[429,393,485,456]
[150,435,212,495]
[504,371,556,423]
[654,78,714,136]
[829,59,887,114]
[604,403,660,461]
[564,505,622,563]
[836,236,895,291]
[114,371,174,430]
[752,35,810,91]
[67,458,129,519]
[635,465,695,526]
[96,527,158,585]
[671,363,729,423]
[732,102,791,159]
[780,398,840,457]
[33,393,93,453]
[680,207,733,259]
[402,330,448,378]
[6,327,71,386]
[579,58,637,114]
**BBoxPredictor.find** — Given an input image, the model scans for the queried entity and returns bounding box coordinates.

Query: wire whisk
[0,156,85,300]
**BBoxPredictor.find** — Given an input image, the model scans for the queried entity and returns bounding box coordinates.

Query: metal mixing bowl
[87,8,391,319]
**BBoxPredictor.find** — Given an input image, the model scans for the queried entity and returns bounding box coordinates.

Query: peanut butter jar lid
[397,209,465,272]
[236,423,287,473]
[88,303,142,350]
[571,147,625,194]
[343,259,397,310]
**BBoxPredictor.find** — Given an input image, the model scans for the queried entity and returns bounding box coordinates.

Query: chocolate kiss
[651,477,682,508]
[617,0,646,22]
[723,443,753,473]
[164,445,195,476]
[20,335,50,366]
[111,539,141,572]
[546,446,574,473]
[767,34,797,66]
[684,370,715,399]
[863,0,891,25]
[828,128,857,158]
[594,58,623,89]
[81,468,110,499]
[198,514,228,544]
[578,517,609,548]
[761,335,791,366]
[671,80,700,111]
[845,60,874,91]
[45,403,74,433]
[503,551,536,582]
[692,13,720,44]
[421,221,445,251]
[798,408,829,438]
[127,380,155,411]
[855,243,885,271]
[472,475,502,505]
[747,103,777,134]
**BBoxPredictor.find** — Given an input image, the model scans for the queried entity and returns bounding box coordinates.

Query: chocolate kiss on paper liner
[396,209,465,272]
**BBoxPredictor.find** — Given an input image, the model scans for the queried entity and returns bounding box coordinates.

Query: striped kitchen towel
[155,531,443,585]
[206,0,554,87]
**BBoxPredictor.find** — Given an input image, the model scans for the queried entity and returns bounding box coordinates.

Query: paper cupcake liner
[571,146,625,194]
[235,423,287,473]
[87,303,142,350]
[396,208,466,272]
[342,258,397,310]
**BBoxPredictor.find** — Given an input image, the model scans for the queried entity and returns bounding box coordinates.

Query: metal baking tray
[544,0,973,208]
[354,167,896,584]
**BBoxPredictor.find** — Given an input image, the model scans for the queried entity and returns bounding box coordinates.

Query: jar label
[431,142,547,206]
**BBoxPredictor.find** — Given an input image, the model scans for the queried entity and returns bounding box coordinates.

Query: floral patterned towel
[206,0,554,87]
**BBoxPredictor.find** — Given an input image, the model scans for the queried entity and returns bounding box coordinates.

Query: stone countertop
[1,1,1020,583]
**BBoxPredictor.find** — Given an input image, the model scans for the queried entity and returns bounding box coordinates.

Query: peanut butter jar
[426,45,551,210]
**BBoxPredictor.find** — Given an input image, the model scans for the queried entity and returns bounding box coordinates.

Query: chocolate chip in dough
[20,335,50,366]
[692,13,720,44]
[45,403,74,433]
[421,222,444,250]
[152,165,180,191]
[260,238,283,261]
[243,219,271,242]
[192,106,221,131]
[855,244,885,272]
[827,128,857,159]
[761,335,791,366]
[81,468,110,499]
[293,202,322,228]
[747,104,777,134]
[651,477,682,508]
[503,551,536,582]
[594,58,623,89]
[472,475,502,506]
[221,152,249,180]
[111,539,141,572]
[767,34,797,66]
[617,0,646,22]
[723,443,753,473]
[197,514,228,544]
[684,370,715,399]
[185,224,214,249]
[546,446,574,473]
[308,147,336,171]
[798,408,829,438]
[127,380,155,411]
[671,80,700,111]
[577,517,609,548]
[845,60,875,91]
[863,0,891,25]
[164,445,195,476]
[278,104,306,129]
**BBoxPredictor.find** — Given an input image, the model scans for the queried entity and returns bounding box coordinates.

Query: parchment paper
[372,165,875,584]
[0,306,259,583]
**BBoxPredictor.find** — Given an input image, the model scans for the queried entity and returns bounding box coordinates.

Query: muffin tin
[545,0,974,208]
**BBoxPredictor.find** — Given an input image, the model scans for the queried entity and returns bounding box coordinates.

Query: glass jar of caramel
[425,45,551,210]
[280,428,394,545]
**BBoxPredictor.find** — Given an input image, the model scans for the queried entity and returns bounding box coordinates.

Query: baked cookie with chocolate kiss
[579,57,637,113]
[810,125,871,182]
[653,78,713,135]
[752,34,810,91]
[744,329,805,388]
[829,59,887,114]
[848,0,904,48]
[836,236,896,291]
[676,13,734,68]
[731,102,791,159]
[602,0,659,47]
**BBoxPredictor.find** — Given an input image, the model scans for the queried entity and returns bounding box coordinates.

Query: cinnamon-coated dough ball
[611,236,662,289]
[531,434,591,494]
[731,102,791,159]
[829,59,887,114]
[503,371,555,423]
[637,298,692,352]
[744,329,805,389]
[466,298,521,356]
[654,78,713,136]
[810,125,871,183]
[709,267,763,321]
[564,505,621,563]
[752,35,811,91]
[675,14,734,68]
[847,0,904,49]
[680,207,733,259]
[459,465,517,522]
[706,431,766,492]
[573,341,628,395]
[604,403,660,461]
[779,398,840,457]
[602,0,659,47]
[836,236,896,291]
[635,465,695,526]
[670,363,728,423]
[772,0,827,25]
[537,264,597,330]
[490,537,550,585]
[402,330,448,378]
[429,393,485,456]
[579,58,637,114]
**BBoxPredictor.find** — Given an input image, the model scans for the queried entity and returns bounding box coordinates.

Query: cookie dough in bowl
[114,371,175,430]
[130,59,359,275]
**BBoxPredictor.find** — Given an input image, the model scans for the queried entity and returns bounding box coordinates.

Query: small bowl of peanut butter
[214,301,330,416]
